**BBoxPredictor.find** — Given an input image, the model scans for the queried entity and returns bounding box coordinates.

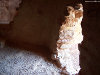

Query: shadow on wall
[4,0,82,48]
[79,2,100,75]
[1,0,81,58]
[2,0,99,75]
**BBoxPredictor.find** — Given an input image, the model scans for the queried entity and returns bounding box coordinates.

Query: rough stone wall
[53,4,83,75]
[0,0,21,24]
[0,0,100,75]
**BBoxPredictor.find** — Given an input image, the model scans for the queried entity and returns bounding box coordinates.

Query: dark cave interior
[0,0,100,75]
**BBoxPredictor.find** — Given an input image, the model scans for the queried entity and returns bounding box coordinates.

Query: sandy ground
[0,46,61,75]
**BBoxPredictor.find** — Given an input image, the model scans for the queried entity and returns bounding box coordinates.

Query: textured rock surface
[0,0,21,24]
[53,4,83,75]
[0,0,100,75]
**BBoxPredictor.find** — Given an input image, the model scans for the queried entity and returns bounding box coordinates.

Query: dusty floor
[0,46,61,75]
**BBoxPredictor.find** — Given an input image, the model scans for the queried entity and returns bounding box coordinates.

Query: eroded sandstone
[53,4,83,75]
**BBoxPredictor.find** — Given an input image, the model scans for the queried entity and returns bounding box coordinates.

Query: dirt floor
[0,46,61,75]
